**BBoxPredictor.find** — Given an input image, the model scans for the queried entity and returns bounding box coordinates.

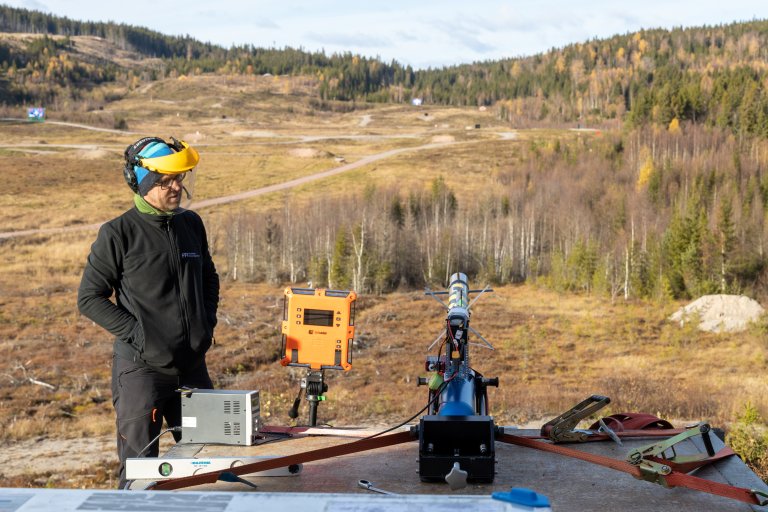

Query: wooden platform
[127,427,768,512]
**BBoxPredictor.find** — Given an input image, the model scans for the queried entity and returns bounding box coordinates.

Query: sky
[3,0,767,69]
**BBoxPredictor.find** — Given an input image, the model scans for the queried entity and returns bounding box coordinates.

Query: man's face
[143,173,186,212]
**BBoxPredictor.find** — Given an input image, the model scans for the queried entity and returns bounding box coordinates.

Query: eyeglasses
[155,173,186,190]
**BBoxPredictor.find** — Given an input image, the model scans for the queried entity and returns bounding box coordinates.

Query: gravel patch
[669,294,765,333]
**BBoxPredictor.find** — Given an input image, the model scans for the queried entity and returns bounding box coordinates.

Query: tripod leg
[308,399,318,427]
[288,387,302,419]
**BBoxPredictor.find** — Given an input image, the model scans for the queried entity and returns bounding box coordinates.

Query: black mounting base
[418,415,496,483]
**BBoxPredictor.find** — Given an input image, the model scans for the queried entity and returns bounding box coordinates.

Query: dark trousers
[111,354,213,489]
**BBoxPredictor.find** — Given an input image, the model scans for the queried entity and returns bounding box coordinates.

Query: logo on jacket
[181,252,201,258]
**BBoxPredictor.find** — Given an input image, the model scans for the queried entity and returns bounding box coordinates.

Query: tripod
[288,370,327,426]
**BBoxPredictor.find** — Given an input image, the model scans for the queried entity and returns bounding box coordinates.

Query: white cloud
[15,0,50,11]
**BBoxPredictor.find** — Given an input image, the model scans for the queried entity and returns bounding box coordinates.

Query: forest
[218,124,768,301]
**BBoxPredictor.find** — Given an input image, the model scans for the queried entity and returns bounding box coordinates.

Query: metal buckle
[541,395,611,442]
[626,422,715,486]
[750,489,768,506]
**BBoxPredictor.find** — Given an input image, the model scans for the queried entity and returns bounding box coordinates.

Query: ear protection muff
[122,137,167,193]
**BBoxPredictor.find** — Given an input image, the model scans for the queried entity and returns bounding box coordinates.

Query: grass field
[1,74,767,488]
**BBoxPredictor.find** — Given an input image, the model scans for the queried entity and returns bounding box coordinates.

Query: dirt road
[0,118,138,135]
[0,139,468,239]
[191,139,463,209]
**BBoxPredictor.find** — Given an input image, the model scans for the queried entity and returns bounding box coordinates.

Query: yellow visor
[138,140,199,175]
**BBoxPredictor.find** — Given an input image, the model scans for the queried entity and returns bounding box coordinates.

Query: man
[78,136,219,489]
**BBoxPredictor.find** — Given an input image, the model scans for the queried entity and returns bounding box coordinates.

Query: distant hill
[0,5,221,59]
[2,5,768,137]
[0,5,413,105]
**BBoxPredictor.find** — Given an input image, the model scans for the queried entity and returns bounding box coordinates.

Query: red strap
[588,413,674,432]
[499,432,644,476]
[149,430,415,491]
[528,429,686,442]
[647,446,736,473]
[149,424,758,505]
[497,433,762,506]
[665,471,764,505]
[614,429,684,438]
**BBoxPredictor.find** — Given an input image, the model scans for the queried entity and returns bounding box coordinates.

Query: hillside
[3,6,768,137]
[0,32,159,69]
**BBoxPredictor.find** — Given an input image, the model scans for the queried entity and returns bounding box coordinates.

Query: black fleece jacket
[78,207,219,375]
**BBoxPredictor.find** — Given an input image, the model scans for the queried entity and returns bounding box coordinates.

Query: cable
[121,426,184,490]
[441,319,462,383]
[360,380,448,441]
[360,318,469,441]
[135,426,182,458]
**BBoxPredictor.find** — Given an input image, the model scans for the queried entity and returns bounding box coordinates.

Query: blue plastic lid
[492,487,550,508]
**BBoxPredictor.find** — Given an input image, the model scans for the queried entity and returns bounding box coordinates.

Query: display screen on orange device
[303,309,334,326]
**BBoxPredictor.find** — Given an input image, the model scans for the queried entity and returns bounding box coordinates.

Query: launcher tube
[448,272,469,309]
[438,375,476,416]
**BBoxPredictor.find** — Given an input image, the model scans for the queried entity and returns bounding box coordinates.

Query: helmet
[123,137,200,196]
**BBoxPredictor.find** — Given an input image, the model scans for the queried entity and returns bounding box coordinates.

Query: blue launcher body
[437,376,476,416]
[418,273,499,483]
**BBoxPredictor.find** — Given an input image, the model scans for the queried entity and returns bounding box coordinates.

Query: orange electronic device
[280,288,357,371]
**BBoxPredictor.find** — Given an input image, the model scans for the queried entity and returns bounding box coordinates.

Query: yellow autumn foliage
[636,155,655,191]
[668,117,681,134]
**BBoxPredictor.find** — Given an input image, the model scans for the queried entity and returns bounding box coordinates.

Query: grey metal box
[180,389,260,445]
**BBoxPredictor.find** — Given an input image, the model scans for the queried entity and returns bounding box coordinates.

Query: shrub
[727,402,768,479]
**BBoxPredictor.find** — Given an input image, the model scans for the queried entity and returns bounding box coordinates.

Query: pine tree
[329,228,351,289]
[716,198,735,293]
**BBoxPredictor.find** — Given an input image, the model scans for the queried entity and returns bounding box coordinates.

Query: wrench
[358,479,395,495]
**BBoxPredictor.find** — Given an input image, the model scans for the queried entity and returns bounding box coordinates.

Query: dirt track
[191,139,464,209]
[0,138,470,239]
[0,118,138,135]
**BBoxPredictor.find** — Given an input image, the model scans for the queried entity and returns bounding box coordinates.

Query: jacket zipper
[165,218,190,346]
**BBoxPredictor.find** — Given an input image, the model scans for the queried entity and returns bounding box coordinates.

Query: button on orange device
[280,288,357,371]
